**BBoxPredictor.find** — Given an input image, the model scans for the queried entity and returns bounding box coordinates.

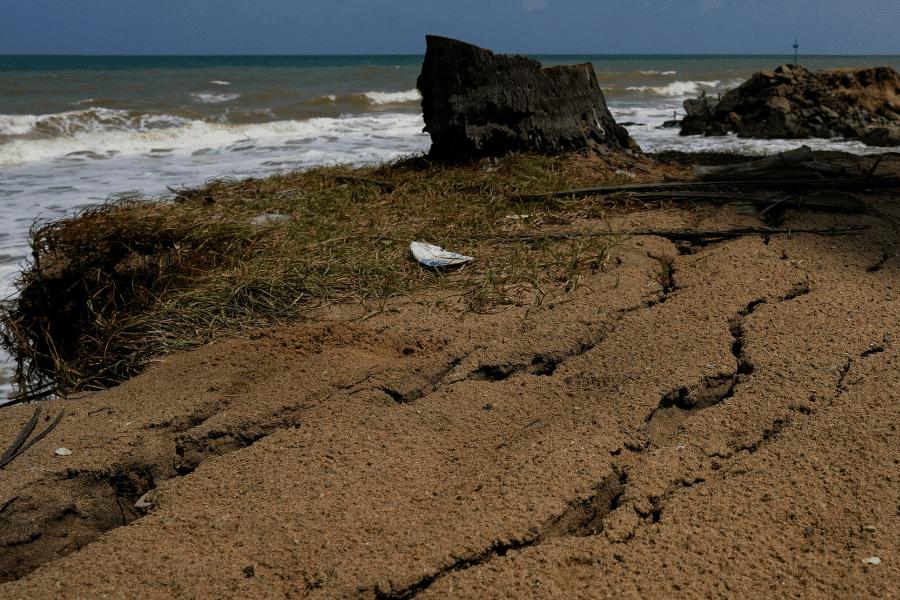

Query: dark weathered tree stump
[416,35,639,161]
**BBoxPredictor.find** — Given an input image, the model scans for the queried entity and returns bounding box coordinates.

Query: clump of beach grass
[0,151,631,402]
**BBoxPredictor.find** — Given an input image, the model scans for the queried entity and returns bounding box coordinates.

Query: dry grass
[0,151,635,402]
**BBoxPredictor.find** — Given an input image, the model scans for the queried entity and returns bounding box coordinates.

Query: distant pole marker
[793,39,799,66]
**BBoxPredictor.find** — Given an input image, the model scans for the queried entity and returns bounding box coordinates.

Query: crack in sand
[465,287,671,386]
[379,473,626,600]
[860,345,885,358]
[374,357,465,404]
[605,277,818,546]
[374,536,538,600]
[538,473,626,539]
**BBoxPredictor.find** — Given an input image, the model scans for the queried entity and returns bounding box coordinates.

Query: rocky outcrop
[681,91,726,136]
[417,35,639,161]
[679,64,900,146]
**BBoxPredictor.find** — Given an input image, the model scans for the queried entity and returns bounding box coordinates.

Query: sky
[1,0,898,55]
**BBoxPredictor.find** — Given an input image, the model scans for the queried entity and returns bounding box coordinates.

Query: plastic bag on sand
[409,242,475,268]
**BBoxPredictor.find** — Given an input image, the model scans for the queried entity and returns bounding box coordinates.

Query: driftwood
[510,177,900,203]
[626,226,866,240]
[513,187,868,215]
[0,406,65,469]
[510,181,756,203]
[692,146,815,178]
[793,161,850,175]
[497,226,866,244]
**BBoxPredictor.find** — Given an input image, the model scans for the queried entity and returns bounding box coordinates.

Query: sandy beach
[0,149,898,599]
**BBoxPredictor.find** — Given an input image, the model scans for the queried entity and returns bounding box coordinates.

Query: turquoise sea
[1,53,899,398]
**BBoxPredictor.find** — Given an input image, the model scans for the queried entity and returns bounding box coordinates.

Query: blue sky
[1,0,898,55]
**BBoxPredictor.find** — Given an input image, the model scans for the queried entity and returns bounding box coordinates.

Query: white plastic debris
[248,213,294,229]
[54,448,71,456]
[409,242,475,268]
[862,557,881,565]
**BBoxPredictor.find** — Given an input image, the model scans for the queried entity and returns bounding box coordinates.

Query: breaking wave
[306,89,422,107]
[627,80,722,96]
[191,92,241,104]
[0,112,426,165]
[364,90,422,104]
[0,108,191,138]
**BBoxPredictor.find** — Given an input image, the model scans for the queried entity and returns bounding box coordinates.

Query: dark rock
[704,122,729,136]
[678,64,900,146]
[416,35,638,161]
[741,70,778,95]
[679,115,708,136]
[660,119,680,128]
[766,96,792,112]
[774,64,797,78]
[813,126,838,139]
[858,127,900,147]
[683,92,718,119]
[838,123,862,138]
[819,106,840,119]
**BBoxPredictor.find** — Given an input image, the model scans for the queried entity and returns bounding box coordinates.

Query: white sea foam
[5,114,426,166]
[210,80,231,85]
[0,108,191,140]
[636,125,890,155]
[638,70,677,75]
[364,90,422,105]
[191,92,241,104]
[626,80,721,96]
[0,114,39,136]
[308,90,420,106]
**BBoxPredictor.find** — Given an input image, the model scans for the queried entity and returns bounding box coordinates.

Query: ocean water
[2,53,900,399]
